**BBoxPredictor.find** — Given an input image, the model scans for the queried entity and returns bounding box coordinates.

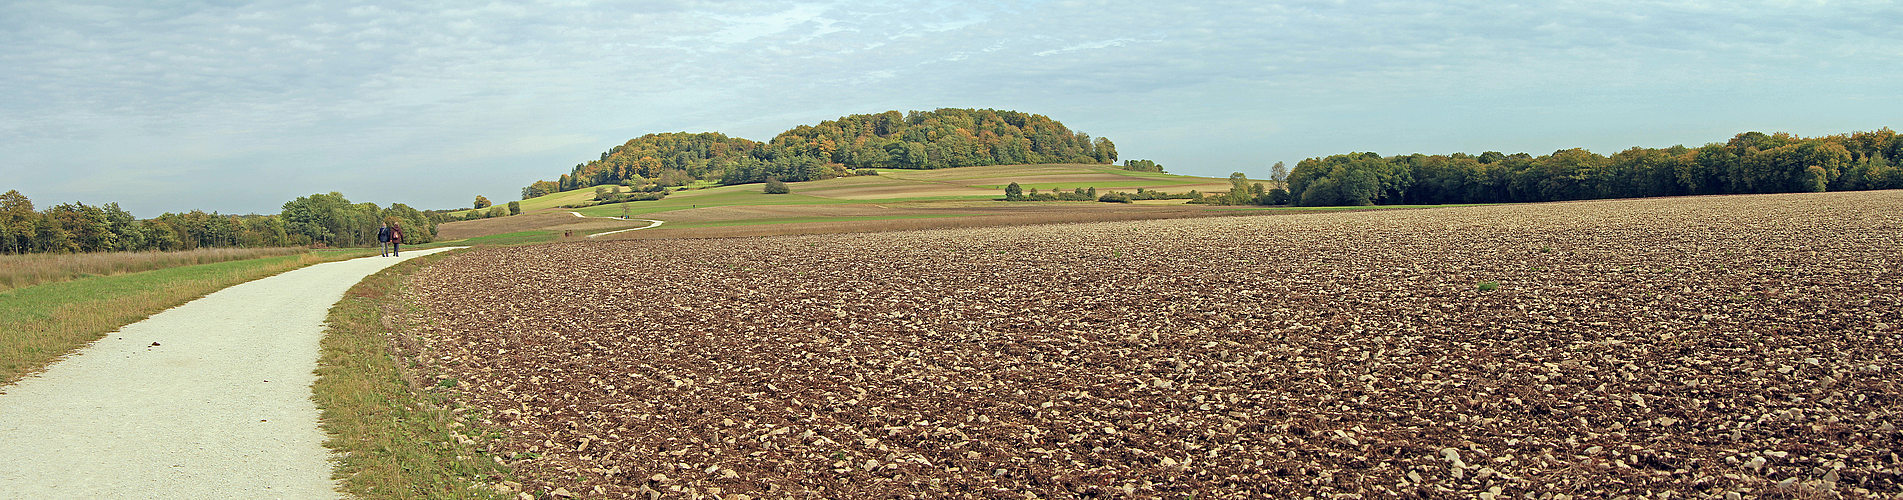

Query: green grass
[974,179,1195,190]
[572,188,857,217]
[520,164,1243,218]
[447,230,564,247]
[1,250,374,385]
[314,250,512,499]
[663,214,976,229]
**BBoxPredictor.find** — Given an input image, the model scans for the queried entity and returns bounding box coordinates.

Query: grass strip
[664,214,975,229]
[0,246,311,292]
[0,250,373,385]
[315,250,511,500]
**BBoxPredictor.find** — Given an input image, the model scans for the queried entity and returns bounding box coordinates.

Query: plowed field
[407,191,1903,498]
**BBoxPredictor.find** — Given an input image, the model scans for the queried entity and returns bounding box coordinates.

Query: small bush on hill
[764,178,791,194]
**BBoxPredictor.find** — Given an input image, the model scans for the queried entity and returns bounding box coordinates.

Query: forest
[524,108,1117,197]
[0,190,442,255]
[1286,130,1903,206]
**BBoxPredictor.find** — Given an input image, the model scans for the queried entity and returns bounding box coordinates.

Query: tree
[474,195,492,209]
[1004,182,1024,201]
[764,177,791,194]
[1270,161,1289,185]
[0,190,33,254]
[508,201,522,215]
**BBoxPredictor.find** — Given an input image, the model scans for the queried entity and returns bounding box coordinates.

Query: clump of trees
[1005,182,1203,204]
[279,192,438,247]
[555,185,670,209]
[1101,187,1202,203]
[524,108,1119,197]
[1189,173,1288,206]
[1284,130,1903,206]
[0,190,438,254]
[1121,159,1164,172]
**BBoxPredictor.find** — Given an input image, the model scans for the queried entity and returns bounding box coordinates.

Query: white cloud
[0,0,1898,215]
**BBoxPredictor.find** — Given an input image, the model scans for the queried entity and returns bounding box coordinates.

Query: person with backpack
[388,222,403,257]
[376,223,392,257]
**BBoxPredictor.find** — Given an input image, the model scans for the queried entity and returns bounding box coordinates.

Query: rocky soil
[407,191,1903,499]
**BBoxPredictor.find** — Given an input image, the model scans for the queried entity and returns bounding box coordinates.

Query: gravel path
[0,247,461,499]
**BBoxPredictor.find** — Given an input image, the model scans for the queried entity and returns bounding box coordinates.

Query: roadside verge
[315,248,516,499]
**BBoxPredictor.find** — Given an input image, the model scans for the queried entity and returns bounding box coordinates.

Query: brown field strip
[405,191,1902,497]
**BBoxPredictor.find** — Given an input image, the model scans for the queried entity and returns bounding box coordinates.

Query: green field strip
[664,214,977,229]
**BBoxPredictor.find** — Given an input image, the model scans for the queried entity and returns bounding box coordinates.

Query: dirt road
[0,247,461,499]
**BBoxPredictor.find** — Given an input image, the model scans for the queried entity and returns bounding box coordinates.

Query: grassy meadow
[440,164,1266,240]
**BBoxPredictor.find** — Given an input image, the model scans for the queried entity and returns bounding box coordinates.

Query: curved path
[0,247,462,499]
[568,211,664,238]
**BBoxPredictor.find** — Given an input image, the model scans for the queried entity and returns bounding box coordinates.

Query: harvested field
[407,191,1903,498]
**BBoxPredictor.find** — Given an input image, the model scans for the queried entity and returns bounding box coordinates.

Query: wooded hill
[1287,130,1903,206]
[522,109,1117,198]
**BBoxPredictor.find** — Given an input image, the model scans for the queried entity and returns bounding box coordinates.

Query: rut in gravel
[408,192,1901,499]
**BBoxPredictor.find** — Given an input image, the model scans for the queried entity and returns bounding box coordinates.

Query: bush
[1098,192,1133,203]
[507,201,521,215]
[1263,188,1292,205]
[764,178,791,194]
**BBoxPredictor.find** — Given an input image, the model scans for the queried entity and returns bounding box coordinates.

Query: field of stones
[407,191,1902,498]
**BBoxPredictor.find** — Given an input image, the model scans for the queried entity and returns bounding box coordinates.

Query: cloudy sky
[2,1,1899,216]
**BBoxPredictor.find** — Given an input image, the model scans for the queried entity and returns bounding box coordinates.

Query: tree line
[0,190,441,254]
[1285,130,1903,206]
[523,108,1118,198]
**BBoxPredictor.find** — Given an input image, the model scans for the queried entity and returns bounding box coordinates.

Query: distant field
[444,164,1260,241]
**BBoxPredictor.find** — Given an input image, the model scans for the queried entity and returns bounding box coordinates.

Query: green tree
[1004,182,1024,201]
[764,177,791,194]
[508,201,521,215]
[474,195,492,209]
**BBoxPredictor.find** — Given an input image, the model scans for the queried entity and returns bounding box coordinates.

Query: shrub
[1098,192,1133,203]
[1264,188,1292,205]
[507,201,521,215]
[764,177,791,194]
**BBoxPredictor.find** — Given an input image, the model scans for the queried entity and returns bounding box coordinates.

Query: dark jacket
[377,226,392,243]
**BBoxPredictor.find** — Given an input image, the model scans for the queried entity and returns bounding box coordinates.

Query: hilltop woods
[522,108,1116,198]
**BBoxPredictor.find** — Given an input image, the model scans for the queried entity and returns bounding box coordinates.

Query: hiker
[376,223,392,257]
[389,222,403,257]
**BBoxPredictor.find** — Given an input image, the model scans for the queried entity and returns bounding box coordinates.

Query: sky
[3,0,1900,217]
